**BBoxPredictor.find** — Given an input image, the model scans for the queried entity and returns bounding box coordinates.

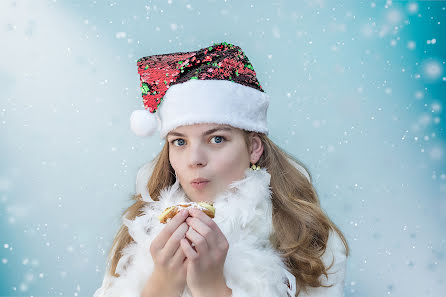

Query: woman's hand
[142,209,190,297]
[181,208,232,297]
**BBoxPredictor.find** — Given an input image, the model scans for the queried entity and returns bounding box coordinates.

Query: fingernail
[181,209,188,216]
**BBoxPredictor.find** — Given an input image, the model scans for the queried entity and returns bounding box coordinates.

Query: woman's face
[167,123,263,203]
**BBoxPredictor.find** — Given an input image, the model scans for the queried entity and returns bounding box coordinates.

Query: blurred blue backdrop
[0,0,445,296]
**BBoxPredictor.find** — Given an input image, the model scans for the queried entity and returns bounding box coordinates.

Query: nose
[187,142,207,167]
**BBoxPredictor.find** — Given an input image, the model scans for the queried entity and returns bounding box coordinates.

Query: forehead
[167,123,236,137]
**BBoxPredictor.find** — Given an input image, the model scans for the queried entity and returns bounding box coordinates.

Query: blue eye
[211,136,225,144]
[171,139,185,146]
[170,136,226,147]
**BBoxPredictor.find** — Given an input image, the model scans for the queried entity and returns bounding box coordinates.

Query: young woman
[94,42,350,297]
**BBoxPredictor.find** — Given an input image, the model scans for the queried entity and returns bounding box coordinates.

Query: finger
[189,208,215,228]
[152,209,189,250]
[180,238,198,261]
[171,243,187,266]
[186,216,217,249]
[185,224,209,255]
[189,208,227,246]
[161,222,189,259]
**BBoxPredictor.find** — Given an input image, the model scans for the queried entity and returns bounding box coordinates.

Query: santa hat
[130,41,269,138]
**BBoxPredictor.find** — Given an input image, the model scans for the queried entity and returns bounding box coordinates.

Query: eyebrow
[167,127,233,138]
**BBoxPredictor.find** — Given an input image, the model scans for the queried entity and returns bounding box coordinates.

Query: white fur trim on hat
[158,79,269,139]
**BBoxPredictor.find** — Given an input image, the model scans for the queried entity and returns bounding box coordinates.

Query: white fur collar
[94,167,293,297]
[94,161,349,297]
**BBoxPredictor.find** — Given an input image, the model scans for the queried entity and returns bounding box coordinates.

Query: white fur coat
[93,162,347,297]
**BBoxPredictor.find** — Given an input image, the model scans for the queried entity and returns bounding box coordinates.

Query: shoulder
[306,228,348,297]
[285,229,347,297]
[283,267,297,297]
[135,160,156,201]
[321,228,348,275]
[286,157,311,183]
[287,229,348,297]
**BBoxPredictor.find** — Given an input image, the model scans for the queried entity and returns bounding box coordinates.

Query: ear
[249,133,264,164]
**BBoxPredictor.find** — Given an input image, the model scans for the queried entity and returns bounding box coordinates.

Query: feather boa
[94,167,294,297]
[94,162,348,297]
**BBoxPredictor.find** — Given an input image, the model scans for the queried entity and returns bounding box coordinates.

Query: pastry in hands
[158,202,215,224]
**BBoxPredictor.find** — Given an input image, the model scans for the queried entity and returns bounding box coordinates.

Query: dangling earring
[250,163,260,170]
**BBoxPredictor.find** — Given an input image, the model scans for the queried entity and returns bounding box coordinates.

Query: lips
[190,178,210,190]
[191,178,210,184]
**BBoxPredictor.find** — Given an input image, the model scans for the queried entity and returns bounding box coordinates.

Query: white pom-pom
[130,109,158,137]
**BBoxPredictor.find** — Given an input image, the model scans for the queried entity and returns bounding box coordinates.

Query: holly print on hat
[136,41,264,113]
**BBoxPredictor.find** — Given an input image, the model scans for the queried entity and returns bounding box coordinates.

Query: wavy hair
[104,130,349,296]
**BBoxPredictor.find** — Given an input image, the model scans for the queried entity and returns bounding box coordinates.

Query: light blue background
[1,0,445,296]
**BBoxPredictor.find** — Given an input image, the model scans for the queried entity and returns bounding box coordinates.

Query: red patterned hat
[130,42,270,138]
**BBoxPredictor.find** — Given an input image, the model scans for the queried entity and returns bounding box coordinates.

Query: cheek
[215,147,249,181]
[169,151,181,170]
[169,154,182,180]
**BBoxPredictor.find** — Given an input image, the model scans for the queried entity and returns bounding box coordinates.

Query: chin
[187,190,214,203]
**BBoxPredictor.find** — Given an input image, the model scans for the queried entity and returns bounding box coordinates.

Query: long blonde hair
[104,131,349,296]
